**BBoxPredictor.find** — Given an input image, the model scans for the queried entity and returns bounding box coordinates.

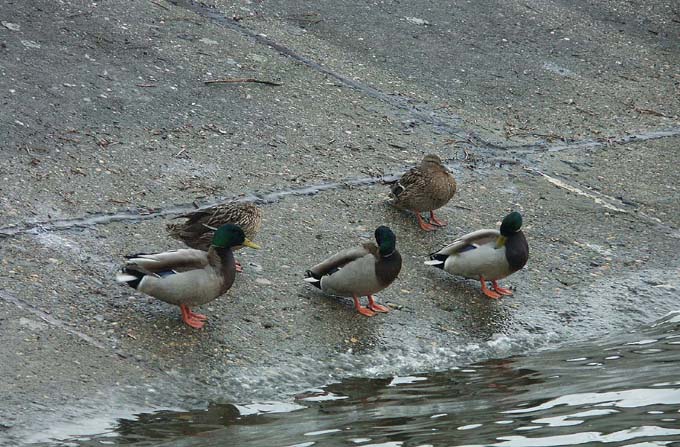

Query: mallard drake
[166,202,262,272]
[425,211,528,299]
[388,154,457,231]
[304,226,402,317]
[116,224,260,328]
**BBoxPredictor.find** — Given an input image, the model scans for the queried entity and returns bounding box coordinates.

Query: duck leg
[353,295,376,317]
[479,277,502,299]
[235,260,244,273]
[491,280,513,296]
[180,304,207,329]
[367,295,389,313]
[429,210,447,227]
[416,213,438,231]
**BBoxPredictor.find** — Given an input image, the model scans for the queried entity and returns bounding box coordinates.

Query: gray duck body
[308,242,402,297]
[430,228,529,281]
[119,247,237,306]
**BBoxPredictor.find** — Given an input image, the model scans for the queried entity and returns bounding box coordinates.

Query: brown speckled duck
[166,202,262,272]
[304,226,402,317]
[425,212,529,299]
[117,224,260,329]
[388,154,457,231]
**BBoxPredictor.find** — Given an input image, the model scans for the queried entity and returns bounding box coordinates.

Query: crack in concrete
[525,167,680,236]
[0,173,400,238]
[511,126,680,154]
[0,290,178,376]
[1,2,678,238]
[525,168,628,213]
[167,1,680,153]
[168,0,466,137]
[0,291,109,351]
[1,125,679,238]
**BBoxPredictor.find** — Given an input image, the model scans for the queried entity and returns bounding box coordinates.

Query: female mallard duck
[388,154,457,231]
[116,224,260,329]
[166,202,262,272]
[425,211,528,299]
[304,226,402,317]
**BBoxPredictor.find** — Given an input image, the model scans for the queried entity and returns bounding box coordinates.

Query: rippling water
[44,312,680,447]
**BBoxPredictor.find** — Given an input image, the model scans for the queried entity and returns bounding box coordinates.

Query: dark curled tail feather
[120,267,145,289]
[304,270,322,289]
[124,252,151,259]
[428,253,447,269]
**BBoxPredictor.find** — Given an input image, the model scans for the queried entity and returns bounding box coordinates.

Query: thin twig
[204,78,282,86]
[175,148,186,157]
[575,106,596,116]
[634,107,667,117]
[150,0,170,10]
[136,83,157,88]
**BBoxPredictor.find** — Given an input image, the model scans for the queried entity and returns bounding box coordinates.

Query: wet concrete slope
[0,0,678,444]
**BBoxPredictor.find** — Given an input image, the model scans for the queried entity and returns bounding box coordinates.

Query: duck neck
[504,231,529,273]
[376,249,402,286]
[210,246,237,291]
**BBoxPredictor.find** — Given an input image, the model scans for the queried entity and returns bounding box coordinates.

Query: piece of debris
[150,0,169,10]
[199,38,219,45]
[21,40,41,49]
[634,107,667,117]
[204,78,282,86]
[405,17,430,26]
[2,21,20,31]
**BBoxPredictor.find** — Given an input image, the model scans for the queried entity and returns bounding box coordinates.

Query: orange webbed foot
[353,295,376,317]
[183,316,206,329]
[190,312,208,321]
[357,306,377,317]
[482,288,502,299]
[429,211,447,227]
[480,277,502,299]
[180,304,207,328]
[235,260,244,273]
[367,295,389,313]
[416,213,438,231]
[491,280,513,296]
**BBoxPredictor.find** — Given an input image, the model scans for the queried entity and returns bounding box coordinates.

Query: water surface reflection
[49,312,680,447]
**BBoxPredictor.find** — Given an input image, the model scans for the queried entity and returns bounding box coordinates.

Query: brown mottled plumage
[167,202,262,251]
[389,154,457,231]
